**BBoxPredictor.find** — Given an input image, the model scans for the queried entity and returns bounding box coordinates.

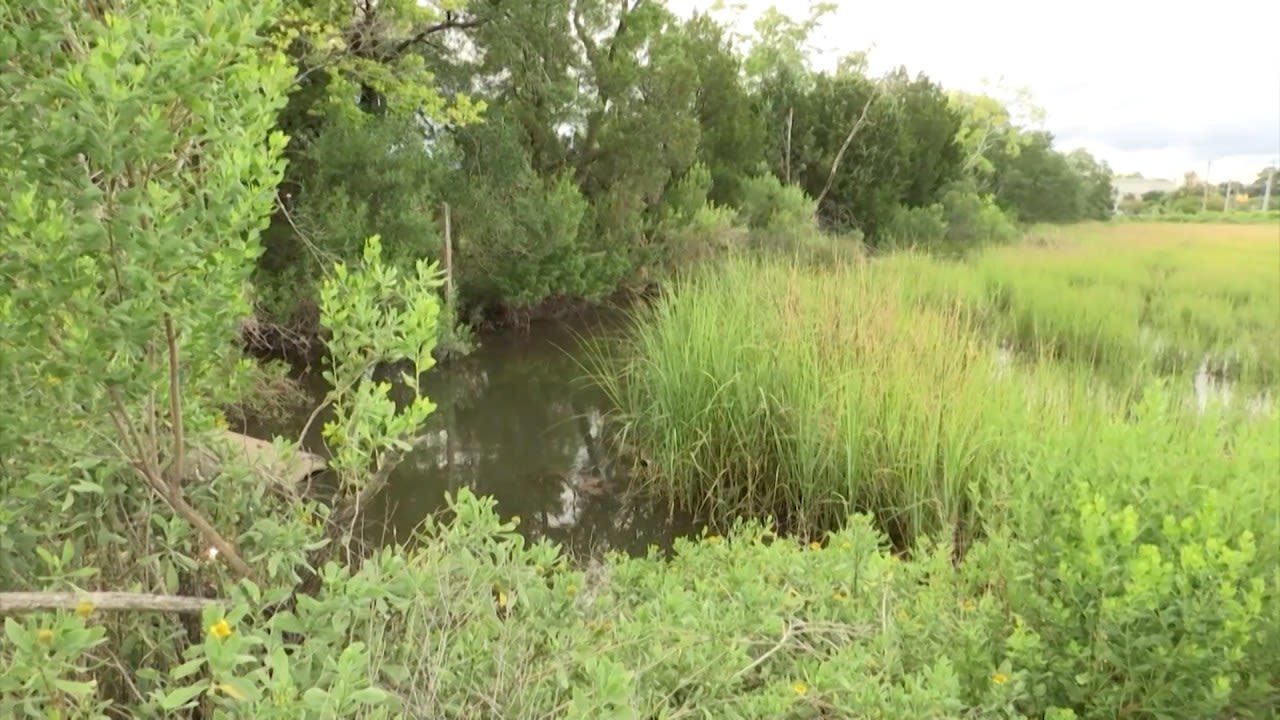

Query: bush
[882,203,948,248]
[941,185,1018,246]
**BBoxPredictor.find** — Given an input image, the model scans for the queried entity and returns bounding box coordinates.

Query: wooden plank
[190,430,326,486]
[0,592,224,615]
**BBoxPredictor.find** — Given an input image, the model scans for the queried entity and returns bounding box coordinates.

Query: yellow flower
[215,683,245,700]
[787,586,800,598]
[792,681,808,696]
[705,534,722,545]
[832,589,848,602]
[213,415,228,429]
[565,584,578,597]
[895,608,908,622]
[840,541,852,551]
[208,618,232,640]
[37,628,54,645]
[75,600,94,618]
[808,541,822,551]
[961,598,976,613]
[496,591,509,609]
[991,671,1009,686]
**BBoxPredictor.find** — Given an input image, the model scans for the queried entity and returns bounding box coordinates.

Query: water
[244,311,696,558]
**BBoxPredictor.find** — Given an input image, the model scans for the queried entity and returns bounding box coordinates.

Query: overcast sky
[668,0,1280,183]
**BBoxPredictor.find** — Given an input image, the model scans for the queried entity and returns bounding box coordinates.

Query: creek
[242,310,697,558]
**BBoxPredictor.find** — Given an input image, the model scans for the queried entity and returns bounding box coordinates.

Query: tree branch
[388,11,483,57]
[106,390,255,581]
[0,592,224,615]
[164,313,185,485]
[814,83,884,208]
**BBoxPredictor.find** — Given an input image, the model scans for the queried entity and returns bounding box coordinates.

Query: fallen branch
[0,592,224,616]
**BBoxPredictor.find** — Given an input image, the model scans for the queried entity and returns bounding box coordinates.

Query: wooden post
[1263,170,1273,212]
[442,202,454,302]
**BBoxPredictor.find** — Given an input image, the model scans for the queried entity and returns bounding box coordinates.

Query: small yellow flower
[496,591,509,609]
[961,598,976,613]
[792,681,808,696]
[705,534,722,545]
[208,618,232,640]
[213,415,228,429]
[808,541,822,551]
[510,515,520,527]
[565,583,578,597]
[37,628,54,645]
[787,586,800,598]
[840,541,852,551]
[991,671,1009,686]
[75,600,94,618]
[895,608,908,622]
[832,589,848,602]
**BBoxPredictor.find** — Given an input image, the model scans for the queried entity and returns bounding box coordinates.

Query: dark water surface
[244,311,697,558]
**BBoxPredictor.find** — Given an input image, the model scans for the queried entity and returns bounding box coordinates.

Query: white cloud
[668,0,1280,182]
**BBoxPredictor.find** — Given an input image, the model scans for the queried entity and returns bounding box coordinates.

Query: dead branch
[0,592,224,616]
[814,82,884,208]
[106,390,255,581]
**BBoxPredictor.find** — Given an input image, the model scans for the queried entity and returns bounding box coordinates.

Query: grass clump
[597,255,1040,548]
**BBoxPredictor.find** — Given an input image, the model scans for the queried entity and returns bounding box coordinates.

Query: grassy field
[585,221,1280,716]
[881,222,1280,387]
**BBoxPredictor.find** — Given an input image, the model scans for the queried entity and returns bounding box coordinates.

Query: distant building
[1112,177,1178,200]
[1111,176,1179,214]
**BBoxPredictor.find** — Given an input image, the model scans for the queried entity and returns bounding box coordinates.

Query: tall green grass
[877,222,1280,387]
[596,256,1085,548]
[595,229,1279,550]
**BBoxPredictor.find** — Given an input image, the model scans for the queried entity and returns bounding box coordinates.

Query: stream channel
[242,310,697,558]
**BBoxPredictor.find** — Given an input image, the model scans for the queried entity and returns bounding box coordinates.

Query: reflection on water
[246,311,696,558]
[1193,356,1274,418]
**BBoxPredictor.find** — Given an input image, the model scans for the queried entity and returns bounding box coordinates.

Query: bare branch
[164,314,184,485]
[0,592,224,615]
[387,11,483,57]
[814,83,884,208]
[106,389,255,581]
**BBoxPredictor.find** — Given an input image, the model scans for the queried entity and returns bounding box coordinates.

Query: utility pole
[1222,181,1231,212]
[1201,160,1211,212]
[1264,167,1274,212]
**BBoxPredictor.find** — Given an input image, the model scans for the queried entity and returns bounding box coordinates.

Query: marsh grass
[873,222,1280,388]
[594,256,1065,548]
[594,222,1280,550]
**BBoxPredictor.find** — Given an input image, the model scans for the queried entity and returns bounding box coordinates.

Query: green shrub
[882,203,948,248]
[941,186,1018,246]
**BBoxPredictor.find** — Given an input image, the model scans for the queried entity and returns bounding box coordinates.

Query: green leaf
[160,682,208,710]
[171,657,206,681]
[347,687,391,705]
[52,679,96,697]
[303,687,331,710]
[270,611,305,635]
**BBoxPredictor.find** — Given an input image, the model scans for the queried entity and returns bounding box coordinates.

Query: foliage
[0,0,293,584]
[257,114,447,326]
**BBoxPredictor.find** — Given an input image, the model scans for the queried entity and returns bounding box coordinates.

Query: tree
[1,0,294,582]
[884,68,965,208]
[680,12,767,206]
[1067,148,1116,220]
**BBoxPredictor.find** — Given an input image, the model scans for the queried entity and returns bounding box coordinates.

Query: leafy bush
[941,185,1019,246]
[882,203,949,248]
